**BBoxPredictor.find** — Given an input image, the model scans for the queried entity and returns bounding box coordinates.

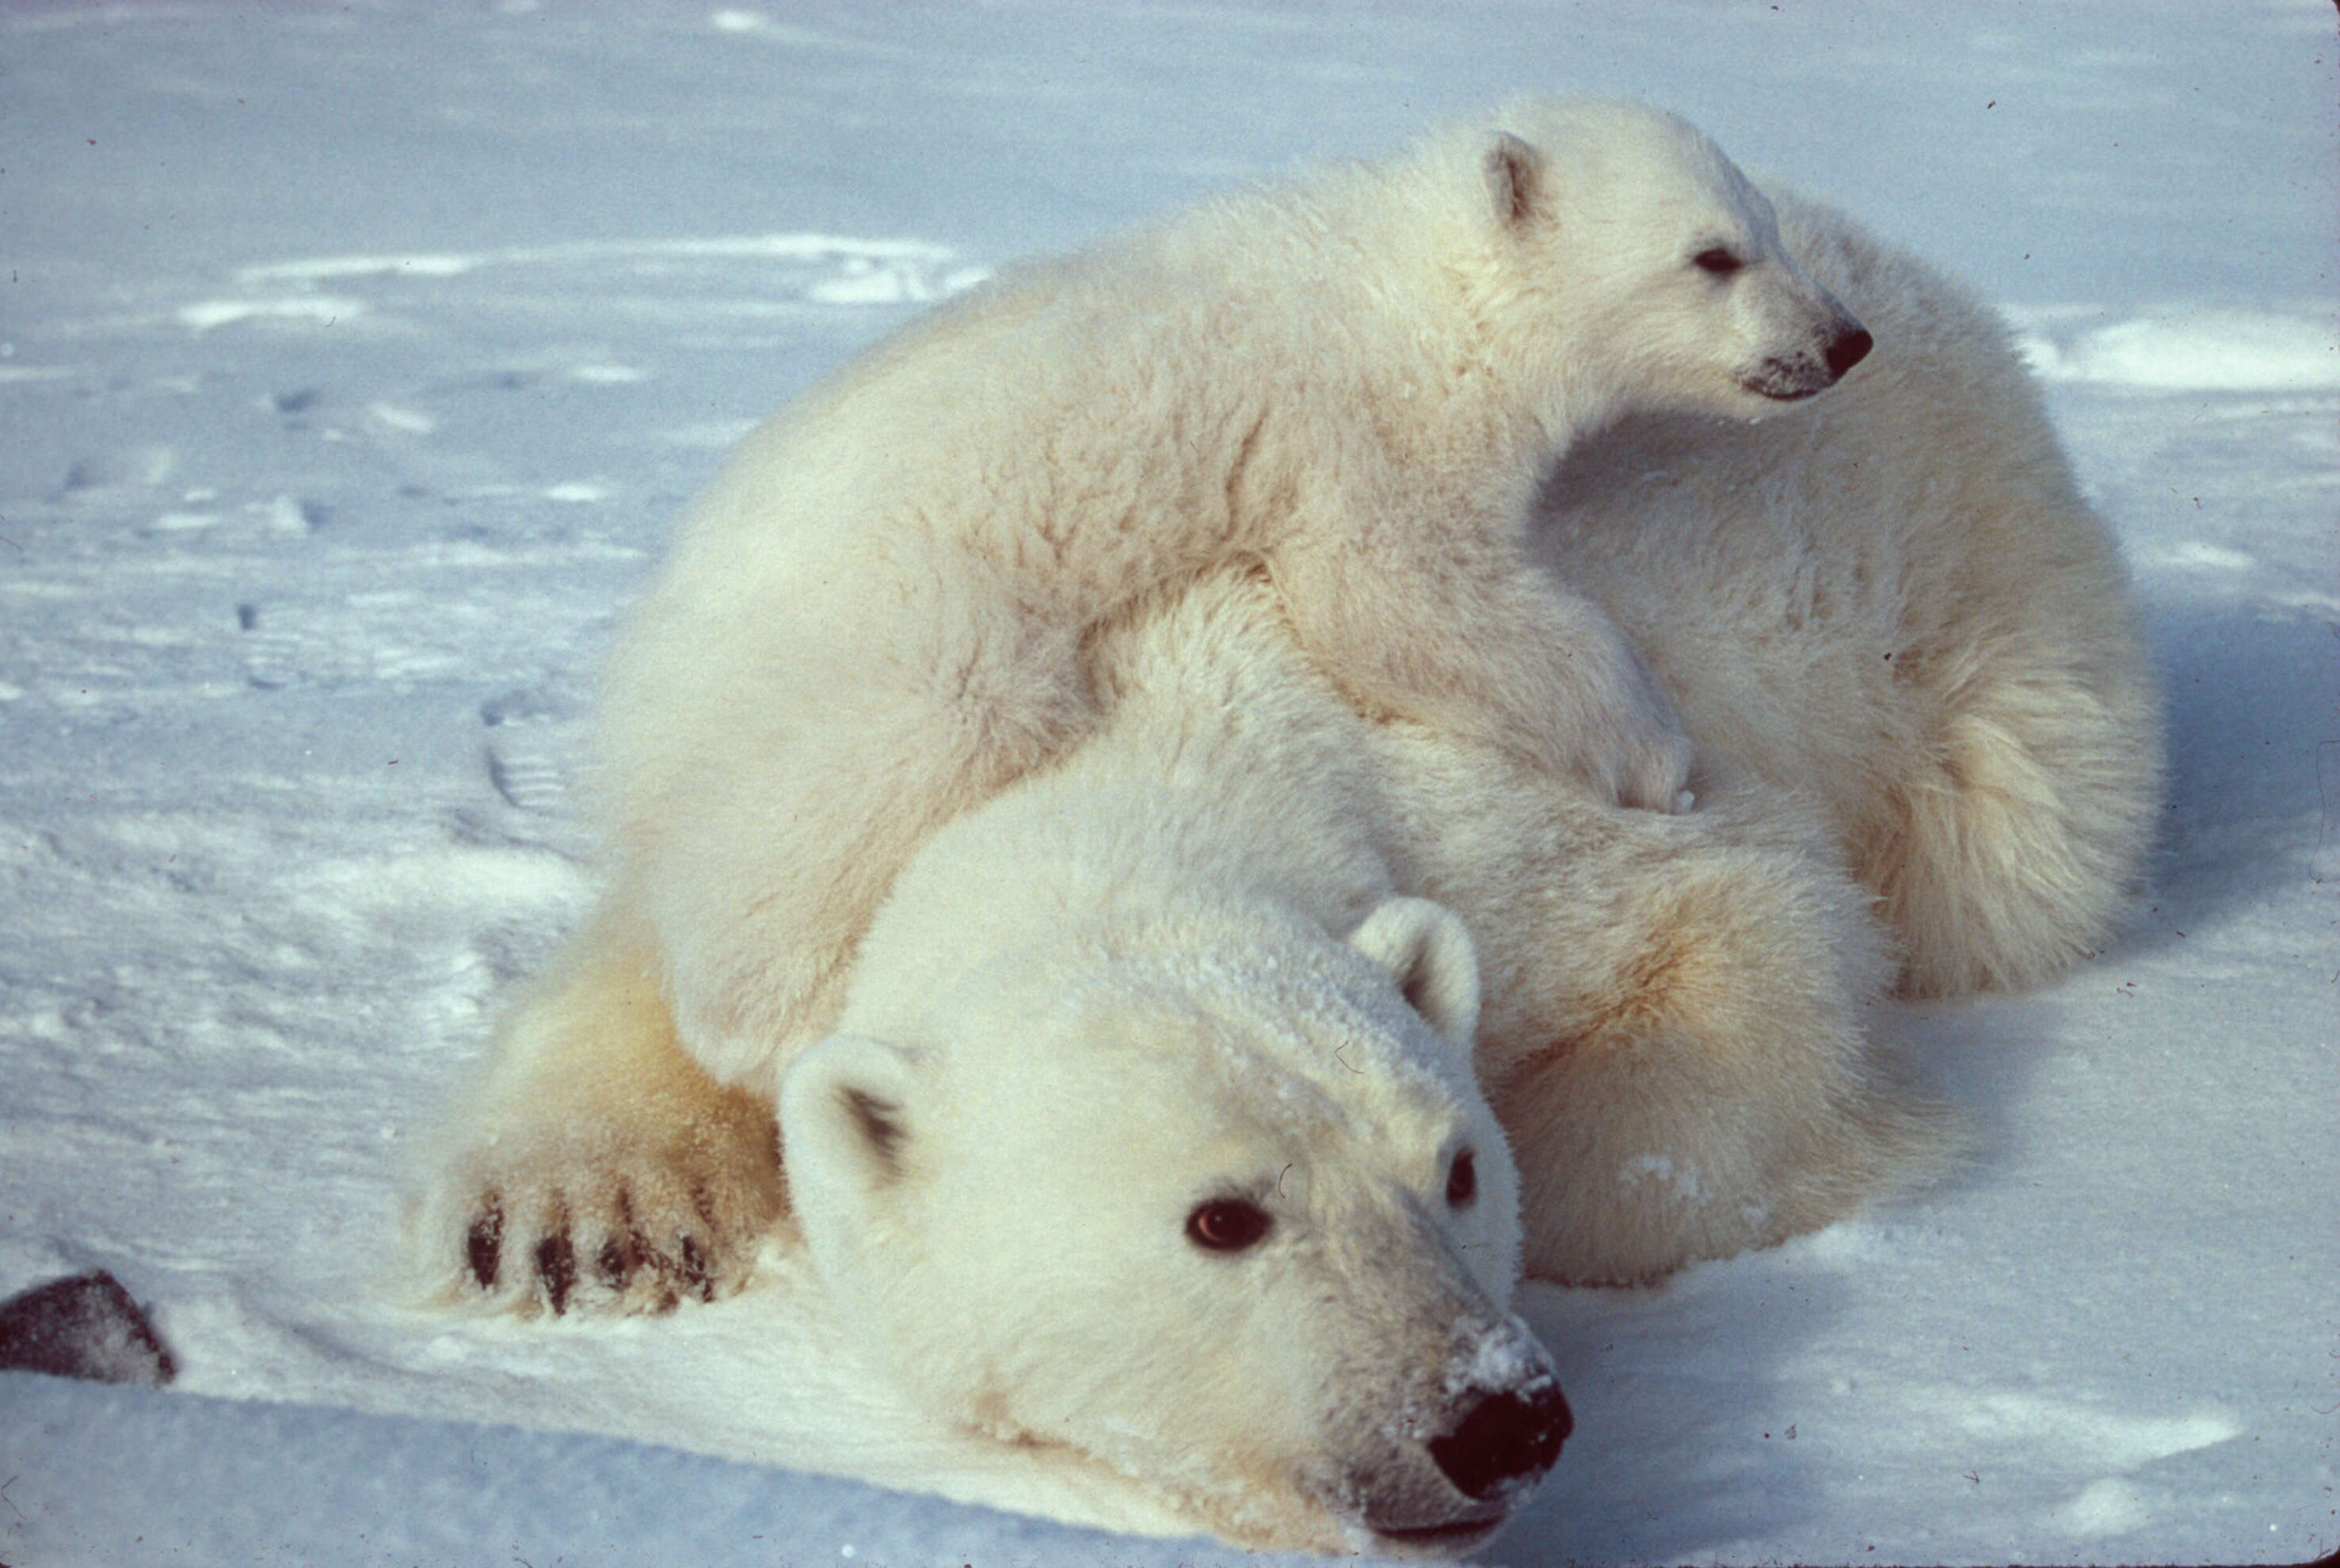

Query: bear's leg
[1496,821,1944,1283]
[414,902,786,1315]
[1489,832,1936,1284]
[1389,754,1947,1284]
[625,589,1099,1087]
[1273,528,1694,812]
[1855,632,2162,999]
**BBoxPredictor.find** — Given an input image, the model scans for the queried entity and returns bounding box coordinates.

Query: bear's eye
[1185,1197,1272,1253]
[1446,1149,1477,1208]
[1692,246,1745,277]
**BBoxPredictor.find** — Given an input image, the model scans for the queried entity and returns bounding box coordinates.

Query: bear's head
[1435,97,1872,433]
[779,896,1568,1555]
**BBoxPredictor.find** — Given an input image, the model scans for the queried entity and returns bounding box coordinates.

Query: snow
[0,2,2333,1564]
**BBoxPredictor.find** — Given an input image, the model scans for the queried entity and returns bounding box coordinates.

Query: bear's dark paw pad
[0,1269,177,1387]
[533,1233,577,1315]
[676,1236,715,1304]
[465,1201,505,1291]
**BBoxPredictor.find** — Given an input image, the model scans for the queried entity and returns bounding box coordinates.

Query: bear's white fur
[778,601,1571,1550]
[416,108,2160,1557]
[596,98,1872,1088]
[1536,185,2162,999]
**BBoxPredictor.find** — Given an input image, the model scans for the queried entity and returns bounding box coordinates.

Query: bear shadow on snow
[2136,601,2335,947]
[413,96,2163,1557]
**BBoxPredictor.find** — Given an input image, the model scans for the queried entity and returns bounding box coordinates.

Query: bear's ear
[1348,897,1482,1052]
[1483,131,1547,233]
[779,1033,924,1211]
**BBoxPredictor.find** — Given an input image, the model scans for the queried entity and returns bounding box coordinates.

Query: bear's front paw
[423,1109,784,1316]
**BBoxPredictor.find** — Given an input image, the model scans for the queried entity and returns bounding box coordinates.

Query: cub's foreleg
[1276,527,1694,813]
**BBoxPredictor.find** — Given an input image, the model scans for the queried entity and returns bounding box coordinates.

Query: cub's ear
[1483,131,1547,232]
[1348,897,1482,1052]
[779,1034,924,1234]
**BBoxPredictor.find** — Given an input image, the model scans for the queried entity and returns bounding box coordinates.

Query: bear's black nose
[1826,325,1874,378]
[1427,1383,1573,1501]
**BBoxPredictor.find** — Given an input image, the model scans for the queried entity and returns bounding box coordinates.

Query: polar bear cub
[597,97,1873,1087]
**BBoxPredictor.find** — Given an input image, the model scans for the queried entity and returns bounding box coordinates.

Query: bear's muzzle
[1347,1330,1572,1553]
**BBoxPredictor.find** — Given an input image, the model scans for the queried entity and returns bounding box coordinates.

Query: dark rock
[0,1269,177,1387]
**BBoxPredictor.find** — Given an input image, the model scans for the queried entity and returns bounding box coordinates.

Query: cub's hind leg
[1858,616,2162,1000]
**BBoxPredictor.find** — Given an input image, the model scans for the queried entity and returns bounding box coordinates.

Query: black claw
[596,1235,631,1292]
[677,1235,714,1303]
[466,1204,503,1291]
[535,1233,576,1315]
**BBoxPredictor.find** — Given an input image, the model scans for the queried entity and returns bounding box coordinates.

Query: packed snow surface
[2,3,2334,1565]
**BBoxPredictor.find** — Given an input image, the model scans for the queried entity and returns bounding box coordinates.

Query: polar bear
[598,97,1873,1090]
[444,576,1587,1554]
[777,599,1578,1551]
[418,562,1907,1555]
[416,127,2159,1555]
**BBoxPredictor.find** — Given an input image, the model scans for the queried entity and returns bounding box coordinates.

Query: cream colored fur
[774,596,1560,1550]
[414,903,787,1311]
[1537,187,2162,999]
[418,563,1908,1551]
[595,98,1871,1090]
[414,122,2159,1556]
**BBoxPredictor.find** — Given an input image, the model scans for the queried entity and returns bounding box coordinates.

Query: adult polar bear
[598,97,1872,1091]
[417,104,2159,1555]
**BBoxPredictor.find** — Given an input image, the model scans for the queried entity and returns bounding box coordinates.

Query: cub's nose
[1825,323,1874,379]
[1426,1383,1574,1501]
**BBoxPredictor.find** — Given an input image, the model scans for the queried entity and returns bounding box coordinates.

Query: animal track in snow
[59,445,177,497]
[238,594,477,691]
[480,687,578,815]
[238,610,378,691]
[484,747,569,814]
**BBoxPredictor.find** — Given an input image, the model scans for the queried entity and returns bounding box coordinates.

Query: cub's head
[1439,97,1871,431]
[779,897,1566,1555]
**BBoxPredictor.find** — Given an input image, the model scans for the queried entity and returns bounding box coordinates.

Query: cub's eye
[1446,1149,1478,1208]
[1692,246,1744,277]
[1186,1197,1272,1253]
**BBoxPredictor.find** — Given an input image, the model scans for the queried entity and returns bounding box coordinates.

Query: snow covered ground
[1,2,2334,1564]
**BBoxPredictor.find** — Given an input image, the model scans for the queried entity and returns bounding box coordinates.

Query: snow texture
[1,2,2334,1565]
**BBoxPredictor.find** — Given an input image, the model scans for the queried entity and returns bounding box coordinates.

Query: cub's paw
[1517,616,1696,813]
[421,1100,783,1316]
[1552,680,1694,813]
[1596,718,1698,815]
